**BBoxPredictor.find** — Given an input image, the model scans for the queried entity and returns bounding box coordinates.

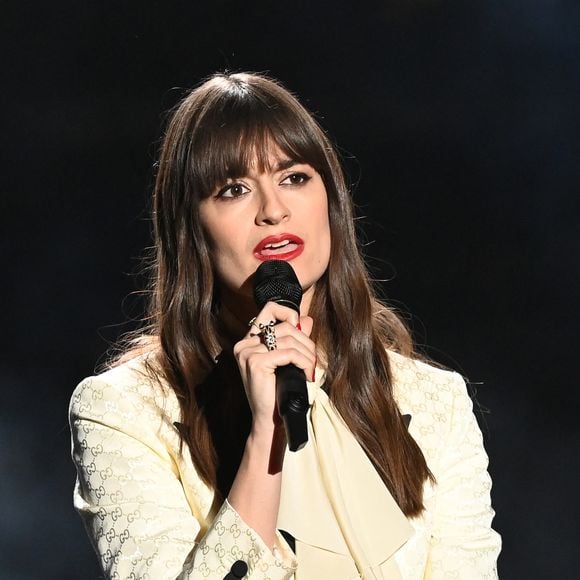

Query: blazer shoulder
[388,350,465,404]
[388,350,470,451]
[69,353,181,428]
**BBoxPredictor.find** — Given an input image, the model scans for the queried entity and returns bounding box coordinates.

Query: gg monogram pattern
[180,501,296,578]
[388,351,501,579]
[69,355,297,579]
[69,351,500,579]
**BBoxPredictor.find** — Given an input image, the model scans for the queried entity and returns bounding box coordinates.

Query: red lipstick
[253,233,304,262]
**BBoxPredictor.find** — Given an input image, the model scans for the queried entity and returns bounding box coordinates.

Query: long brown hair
[123,72,432,516]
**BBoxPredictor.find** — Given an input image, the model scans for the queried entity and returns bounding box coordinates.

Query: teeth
[265,240,290,249]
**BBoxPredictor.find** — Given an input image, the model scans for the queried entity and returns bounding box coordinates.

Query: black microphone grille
[253,260,303,313]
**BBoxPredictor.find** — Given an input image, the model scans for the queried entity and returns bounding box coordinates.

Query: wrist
[247,425,287,473]
[250,416,284,438]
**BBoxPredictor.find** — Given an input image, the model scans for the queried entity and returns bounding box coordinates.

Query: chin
[298,266,328,294]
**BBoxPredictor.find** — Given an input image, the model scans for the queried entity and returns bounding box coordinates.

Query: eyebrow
[274,158,301,172]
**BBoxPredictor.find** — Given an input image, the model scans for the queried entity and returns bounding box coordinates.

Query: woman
[69,72,501,579]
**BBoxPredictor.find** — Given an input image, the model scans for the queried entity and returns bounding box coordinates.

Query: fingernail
[297,322,302,331]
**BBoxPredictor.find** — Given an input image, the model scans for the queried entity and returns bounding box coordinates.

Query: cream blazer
[69,350,501,579]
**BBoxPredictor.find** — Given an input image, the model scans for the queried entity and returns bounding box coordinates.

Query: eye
[280,172,312,186]
[215,182,250,199]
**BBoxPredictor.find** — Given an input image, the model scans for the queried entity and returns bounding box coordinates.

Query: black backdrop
[2,1,579,578]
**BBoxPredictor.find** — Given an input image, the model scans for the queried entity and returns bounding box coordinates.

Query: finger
[274,335,315,364]
[298,315,314,338]
[250,346,316,377]
[236,338,315,381]
[237,315,317,382]
[251,302,301,329]
[237,332,311,359]
[268,321,316,357]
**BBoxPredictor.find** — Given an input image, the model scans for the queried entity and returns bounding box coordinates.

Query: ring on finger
[259,320,277,351]
[247,316,260,334]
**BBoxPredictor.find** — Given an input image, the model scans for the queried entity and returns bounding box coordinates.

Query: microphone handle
[275,364,309,451]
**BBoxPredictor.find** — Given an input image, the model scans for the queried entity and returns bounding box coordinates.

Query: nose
[255,185,290,226]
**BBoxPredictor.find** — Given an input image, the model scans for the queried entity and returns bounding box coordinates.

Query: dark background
[2,1,578,578]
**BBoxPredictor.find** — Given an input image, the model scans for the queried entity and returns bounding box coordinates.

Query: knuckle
[278,321,293,334]
[234,343,249,362]
[261,301,277,315]
[290,347,302,359]
[247,356,262,373]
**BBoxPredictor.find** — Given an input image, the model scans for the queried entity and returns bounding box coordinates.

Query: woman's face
[199,145,331,314]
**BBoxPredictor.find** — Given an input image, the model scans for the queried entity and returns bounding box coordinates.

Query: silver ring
[247,316,260,334]
[259,320,277,351]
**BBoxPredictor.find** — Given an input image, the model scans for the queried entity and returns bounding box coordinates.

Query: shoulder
[69,353,181,430]
[388,349,467,408]
[387,350,473,462]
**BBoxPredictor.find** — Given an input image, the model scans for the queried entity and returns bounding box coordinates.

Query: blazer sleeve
[69,375,297,580]
[425,373,502,579]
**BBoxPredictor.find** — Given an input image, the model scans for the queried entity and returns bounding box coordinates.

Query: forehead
[193,120,320,198]
[242,144,302,175]
[220,138,308,183]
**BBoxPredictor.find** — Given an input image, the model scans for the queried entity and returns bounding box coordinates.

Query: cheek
[318,199,331,248]
[209,237,238,277]
[203,221,253,291]
[321,220,332,265]
[309,198,331,267]
[209,250,241,293]
[201,212,236,260]
[199,217,230,277]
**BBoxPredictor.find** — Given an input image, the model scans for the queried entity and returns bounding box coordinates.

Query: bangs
[189,82,328,198]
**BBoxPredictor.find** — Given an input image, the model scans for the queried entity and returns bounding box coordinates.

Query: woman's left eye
[281,172,311,186]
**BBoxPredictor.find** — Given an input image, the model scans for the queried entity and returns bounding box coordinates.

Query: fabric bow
[277,369,413,578]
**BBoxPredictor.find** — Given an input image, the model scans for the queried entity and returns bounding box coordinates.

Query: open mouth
[254,234,304,261]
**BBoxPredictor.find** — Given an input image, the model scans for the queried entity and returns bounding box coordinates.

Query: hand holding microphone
[232,260,314,451]
[252,260,311,451]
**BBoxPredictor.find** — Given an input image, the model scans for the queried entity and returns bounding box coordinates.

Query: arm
[70,305,314,579]
[227,425,287,548]
[69,374,297,580]
[227,304,315,550]
[426,373,502,579]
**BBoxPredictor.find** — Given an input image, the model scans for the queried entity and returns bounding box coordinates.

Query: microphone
[253,260,309,452]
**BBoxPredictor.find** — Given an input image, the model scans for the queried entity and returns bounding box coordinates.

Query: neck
[218,289,257,342]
